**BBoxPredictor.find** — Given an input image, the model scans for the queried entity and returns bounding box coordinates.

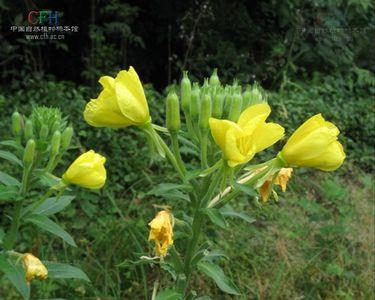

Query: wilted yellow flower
[148,210,174,257]
[280,114,345,171]
[22,253,48,282]
[84,66,150,128]
[209,103,284,167]
[62,150,106,189]
[259,168,293,202]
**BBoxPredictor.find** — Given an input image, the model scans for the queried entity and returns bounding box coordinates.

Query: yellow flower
[209,103,284,167]
[84,66,150,128]
[22,253,48,282]
[280,114,345,171]
[148,210,174,257]
[62,150,106,189]
[259,168,293,202]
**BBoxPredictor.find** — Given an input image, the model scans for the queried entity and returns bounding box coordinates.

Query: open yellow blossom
[209,103,284,167]
[62,150,106,189]
[259,168,293,202]
[148,210,174,257]
[22,253,48,282]
[84,66,150,128]
[280,114,345,171]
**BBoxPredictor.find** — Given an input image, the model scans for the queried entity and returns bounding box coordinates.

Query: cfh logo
[28,11,60,25]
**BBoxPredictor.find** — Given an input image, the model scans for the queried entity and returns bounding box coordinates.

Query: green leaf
[198,261,240,295]
[0,171,21,187]
[0,150,23,166]
[155,289,182,300]
[201,208,227,229]
[220,205,256,224]
[43,261,90,282]
[25,214,76,247]
[0,140,23,150]
[22,196,75,216]
[233,182,257,197]
[0,185,19,202]
[0,255,30,300]
[147,183,191,202]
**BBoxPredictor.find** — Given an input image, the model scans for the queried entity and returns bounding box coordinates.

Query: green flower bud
[249,84,265,105]
[228,93,243,122]
[242,85,252,110]
[190,83,200,123]
[23,139,35,167]
[39,124,49,140]
[61,126,73,150]
[209,68,220,87]
[212,90,225,118]
[11,111,22,136]
[166,92,181,133]
[199,94,212,132]
[223,93,232,117]
[181,71,191,115]
[51,130,61,156]
[24,120,33,140]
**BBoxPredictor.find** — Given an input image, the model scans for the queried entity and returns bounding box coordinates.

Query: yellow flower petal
[22,253,48,282]
[252,122,285,152]
[62,150,107,189]
[237,103,271,128]
[115,68,150,124]
[148,210,174,257]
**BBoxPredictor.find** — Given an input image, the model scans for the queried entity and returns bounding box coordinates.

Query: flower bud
[212,91,225,118]
[166,92,181,133]
[51,130,61,156]
[39,124,49,140]
[199,94,212,132]
[180,71,191,115]
[209,69,220,87]
[190,83,200,123]
[23,139,35,167]
[242,86,252,110]
[228,93,243,122]
[22,253,48,282]
[11,111,22,137]
[24,120,33,140]
[249,85,264,105]
[61,126,73,150]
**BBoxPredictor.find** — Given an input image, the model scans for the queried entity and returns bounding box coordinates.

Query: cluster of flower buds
[11,107,73,173]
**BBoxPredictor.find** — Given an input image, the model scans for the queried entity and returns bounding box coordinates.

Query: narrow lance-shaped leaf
[25,214,76,247]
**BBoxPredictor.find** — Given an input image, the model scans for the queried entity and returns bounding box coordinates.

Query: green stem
[3,166,31,250]
[170,132,186,174]
[200,133,208,168]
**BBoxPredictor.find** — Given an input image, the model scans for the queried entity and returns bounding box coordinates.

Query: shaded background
[0,0,374,299]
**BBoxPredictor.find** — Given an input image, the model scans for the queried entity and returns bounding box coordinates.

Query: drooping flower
[259,168,293,202]
[148,210,174,258]
[209,103,284,167]
[84,66,150,128]
[280,114,345,171]
[22,253,48,282]
[62,150,106,189]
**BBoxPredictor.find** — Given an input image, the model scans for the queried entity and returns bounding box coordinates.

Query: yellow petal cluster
[281,114,345,171]
[259,168,293,202]
[84,66,150,128]
[62,150,106,189]
[209,103,284,167]
[22,253,48,282]
[148,210,174,257]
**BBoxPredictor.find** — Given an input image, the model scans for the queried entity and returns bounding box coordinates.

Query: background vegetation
[0,0,374,299]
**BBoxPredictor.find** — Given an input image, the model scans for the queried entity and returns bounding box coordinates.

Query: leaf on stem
[43,261,90,282]
[201,208,227,229]
[0,171,21,187]
[0,150,23,167]
[198,261,240,295]
[0,254,30,300]
[25,214,76,247]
